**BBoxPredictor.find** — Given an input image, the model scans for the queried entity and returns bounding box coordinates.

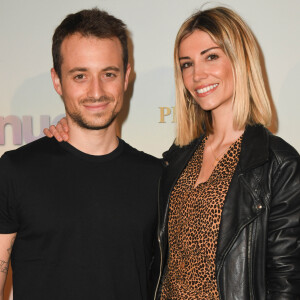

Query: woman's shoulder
[244,124,299,165]
[162,136,203,164]
[268,132,300,164]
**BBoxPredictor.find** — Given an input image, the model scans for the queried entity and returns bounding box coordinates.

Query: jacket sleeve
[267,154,300,299]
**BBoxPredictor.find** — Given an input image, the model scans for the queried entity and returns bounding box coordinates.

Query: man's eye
[207,54,219,61]
[74,74,85,80]
[105,73,116,78]
[181,62,192,70]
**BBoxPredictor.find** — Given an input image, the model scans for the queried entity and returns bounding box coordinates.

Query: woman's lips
[195,83,219,96]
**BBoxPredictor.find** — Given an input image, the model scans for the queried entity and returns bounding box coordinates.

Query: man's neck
[67,120,119,156]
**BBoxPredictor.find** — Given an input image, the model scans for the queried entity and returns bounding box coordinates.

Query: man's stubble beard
[65,95,119,130]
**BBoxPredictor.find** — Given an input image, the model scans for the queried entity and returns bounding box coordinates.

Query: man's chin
[71,115,117,131]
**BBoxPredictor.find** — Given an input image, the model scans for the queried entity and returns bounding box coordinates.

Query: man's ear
[124,63,131,91]
[51,68,62,96]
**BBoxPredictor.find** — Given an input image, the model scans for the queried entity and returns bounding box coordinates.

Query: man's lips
[83,102,110,111]
[195,83,219,96]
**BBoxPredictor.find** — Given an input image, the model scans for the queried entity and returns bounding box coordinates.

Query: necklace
[209,140,231,166]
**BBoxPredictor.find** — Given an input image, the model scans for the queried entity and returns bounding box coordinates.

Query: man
[0,9,161,300]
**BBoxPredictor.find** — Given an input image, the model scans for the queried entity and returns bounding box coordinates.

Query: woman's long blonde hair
[174,6,272,146]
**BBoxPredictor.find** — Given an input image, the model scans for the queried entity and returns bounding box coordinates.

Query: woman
[45,6,300,299]
[156,6,300,300]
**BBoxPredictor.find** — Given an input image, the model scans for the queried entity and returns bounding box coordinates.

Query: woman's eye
[181,62,192,69]
[207,54,219,61]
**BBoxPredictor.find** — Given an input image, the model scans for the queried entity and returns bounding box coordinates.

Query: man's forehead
[60,34,122,57]
[60,33,123,62]
[59,33,124,72]
[61,33,119,48]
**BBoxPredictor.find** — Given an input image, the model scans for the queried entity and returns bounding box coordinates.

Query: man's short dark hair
[52,8,128,79]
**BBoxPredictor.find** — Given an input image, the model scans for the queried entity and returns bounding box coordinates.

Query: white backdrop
[1,0,300,298]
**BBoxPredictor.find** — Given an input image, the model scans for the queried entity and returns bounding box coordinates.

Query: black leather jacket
[155,125,300,300]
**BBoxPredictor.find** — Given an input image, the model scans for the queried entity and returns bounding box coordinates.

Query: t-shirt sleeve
[0,153,19,233]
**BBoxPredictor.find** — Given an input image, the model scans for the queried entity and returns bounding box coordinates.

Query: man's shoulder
[1,137,59,164]
[121,140,163,169]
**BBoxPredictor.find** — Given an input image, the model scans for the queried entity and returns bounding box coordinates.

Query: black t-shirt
[0,137,162,300]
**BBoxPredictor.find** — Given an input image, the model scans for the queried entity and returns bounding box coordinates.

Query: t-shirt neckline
[58,138,124,162]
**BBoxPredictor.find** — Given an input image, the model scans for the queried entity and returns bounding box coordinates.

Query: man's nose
[87,77,103,99]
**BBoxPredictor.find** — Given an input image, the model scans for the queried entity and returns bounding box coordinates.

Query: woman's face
[179,30,234,114]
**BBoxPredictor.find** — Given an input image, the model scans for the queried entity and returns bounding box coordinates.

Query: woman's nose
[193,64,207,82]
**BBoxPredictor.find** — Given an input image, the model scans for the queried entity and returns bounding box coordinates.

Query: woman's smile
[195,83,219,96]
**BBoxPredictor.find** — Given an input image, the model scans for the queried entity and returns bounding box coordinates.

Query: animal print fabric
[160,135,243,300]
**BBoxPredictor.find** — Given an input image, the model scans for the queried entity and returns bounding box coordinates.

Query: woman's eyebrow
[200,46,220,55]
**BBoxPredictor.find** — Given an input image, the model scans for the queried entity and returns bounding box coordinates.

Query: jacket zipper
[248,222,254,300]
[216,174,263,299]
[216,215,260,299]
[154,178,163,300]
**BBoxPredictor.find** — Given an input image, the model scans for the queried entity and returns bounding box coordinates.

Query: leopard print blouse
[160,135,243,300]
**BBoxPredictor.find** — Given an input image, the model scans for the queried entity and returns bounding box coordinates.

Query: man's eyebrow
[102,66,120,72]
[68,67,88,74]
[67,66,121,74]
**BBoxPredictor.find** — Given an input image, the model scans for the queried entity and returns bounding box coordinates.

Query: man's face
[51,33,131,130]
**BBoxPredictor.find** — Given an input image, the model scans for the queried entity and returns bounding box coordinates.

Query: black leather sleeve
[267,154,300,299]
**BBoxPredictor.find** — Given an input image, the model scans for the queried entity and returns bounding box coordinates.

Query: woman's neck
[209,106,244,145]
